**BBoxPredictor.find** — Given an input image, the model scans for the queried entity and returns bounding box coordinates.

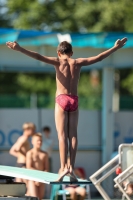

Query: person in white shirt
[41,126,53,172]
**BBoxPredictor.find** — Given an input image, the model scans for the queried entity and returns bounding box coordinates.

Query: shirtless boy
[26,133,49,200]
[6,37,127,182]
[9,122,36,182]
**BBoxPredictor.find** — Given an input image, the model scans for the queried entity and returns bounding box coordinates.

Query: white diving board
[0,165,91,185]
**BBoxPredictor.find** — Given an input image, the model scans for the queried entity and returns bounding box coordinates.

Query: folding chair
[114,143,133,200]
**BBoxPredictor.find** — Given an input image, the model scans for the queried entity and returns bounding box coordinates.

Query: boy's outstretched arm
[76,37,127,67]
[6,41,59,66]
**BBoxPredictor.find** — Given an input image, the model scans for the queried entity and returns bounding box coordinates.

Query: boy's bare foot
[69,167,78,182]
[69,172,78,182]
[55,168,69,182]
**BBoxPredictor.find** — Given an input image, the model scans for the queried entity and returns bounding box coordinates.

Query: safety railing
[90,155,119,200]
[114,164,133,200]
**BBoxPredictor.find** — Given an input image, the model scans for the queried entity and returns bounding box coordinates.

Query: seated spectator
[123,181,133,196]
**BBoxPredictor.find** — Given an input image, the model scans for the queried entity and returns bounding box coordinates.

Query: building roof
[0,28,133,48]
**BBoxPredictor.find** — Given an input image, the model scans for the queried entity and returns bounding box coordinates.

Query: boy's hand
[6,41,21,51]
[114,37,127,49]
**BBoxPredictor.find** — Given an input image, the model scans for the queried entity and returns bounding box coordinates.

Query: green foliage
[16,73,56,95]
[78,72,101,96]
[78,72,102,109]
[0,72,55,95]
[0,73,19,93]
[6,0,133,32]
[122,70,133,95]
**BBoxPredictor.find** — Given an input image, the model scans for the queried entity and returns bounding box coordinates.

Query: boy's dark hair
[43,126,51,132]
[57,41,72,55]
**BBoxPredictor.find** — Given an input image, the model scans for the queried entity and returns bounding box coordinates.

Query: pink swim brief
[56,94,78,112]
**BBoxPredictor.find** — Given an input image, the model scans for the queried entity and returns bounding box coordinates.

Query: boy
[26,133,49,200]
[6,37,127,182]
[9,122,36,182]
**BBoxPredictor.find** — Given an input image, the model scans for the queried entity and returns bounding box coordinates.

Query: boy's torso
[30,149,47,171]
[17,139,30,163]
[55,58,81,96]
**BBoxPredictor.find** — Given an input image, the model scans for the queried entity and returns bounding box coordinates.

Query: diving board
[0,165,91,185]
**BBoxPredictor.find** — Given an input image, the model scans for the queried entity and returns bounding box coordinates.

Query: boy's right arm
[76,37,127,67]
[9,137,26,157]
[26,151,35,170]
[6,41,59,66]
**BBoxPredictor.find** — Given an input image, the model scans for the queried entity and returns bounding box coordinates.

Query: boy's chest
[32,153,44,163]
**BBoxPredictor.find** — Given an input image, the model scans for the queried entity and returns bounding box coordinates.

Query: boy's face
[32,136,42,149]
[44,130,50,137]
[25,127,35,137]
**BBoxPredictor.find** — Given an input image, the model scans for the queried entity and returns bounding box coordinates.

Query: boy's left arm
[76,37,127,66]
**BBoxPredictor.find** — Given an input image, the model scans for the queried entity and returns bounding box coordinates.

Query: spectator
[9,122,36,183]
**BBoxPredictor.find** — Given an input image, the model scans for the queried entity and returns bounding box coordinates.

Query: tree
[78,71,102,109]
[6,0,133,32]
[122,70,133,95]
[1,0,133,109]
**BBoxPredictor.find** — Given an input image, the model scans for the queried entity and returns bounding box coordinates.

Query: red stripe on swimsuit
[56,94,78,112]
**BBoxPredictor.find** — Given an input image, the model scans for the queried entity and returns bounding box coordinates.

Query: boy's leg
[38,183,45,200]
[16,177,22,182]
[28,180,38,198]
[75,187,86,200]
[68,109,78,181]
[55,103,69,181]
[65,187,77,200]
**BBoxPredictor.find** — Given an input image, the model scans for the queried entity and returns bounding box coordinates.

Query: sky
[0,0,7,14]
